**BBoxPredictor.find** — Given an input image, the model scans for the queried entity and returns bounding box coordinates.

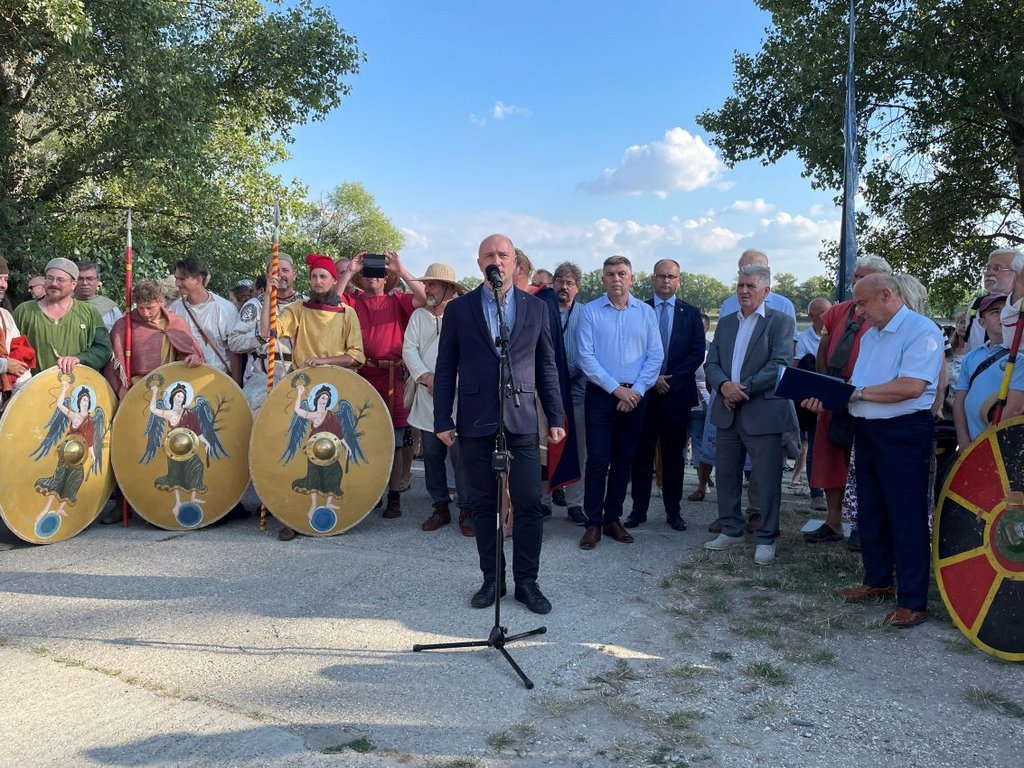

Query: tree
[301,182,405,259]
[679,273,731,313]
[794,275,838,312]
[0,0,364,298]
[772,272,801,305]
[697,0,1024,312]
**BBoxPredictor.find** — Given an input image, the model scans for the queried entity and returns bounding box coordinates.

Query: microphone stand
[413,278,547,689]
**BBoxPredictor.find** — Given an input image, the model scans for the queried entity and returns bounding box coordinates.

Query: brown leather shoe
[746,513,761,533]
[278,526,297,542]
[687,490,705,502]
[458,508,475,537]
[579,525,601,550]
[603,520,634,543]
[883,607,927,628]
[707,519,723,533]
[421,503,451,531]
[837,584,895,602]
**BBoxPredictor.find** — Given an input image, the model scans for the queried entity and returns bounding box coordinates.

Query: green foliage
[680,272,732,313]
[0,0,364,300]
[697,0,1024,313]
[300,182,404,259]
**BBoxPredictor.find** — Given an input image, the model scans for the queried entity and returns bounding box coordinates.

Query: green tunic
[13,300,112,372]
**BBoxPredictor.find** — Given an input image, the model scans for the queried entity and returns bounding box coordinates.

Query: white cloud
[726,198,775,215]
[469,100,532,127]
[391,203,840,289]
[579,128,725,197]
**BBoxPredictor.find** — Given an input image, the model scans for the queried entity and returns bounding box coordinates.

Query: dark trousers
[631,390,689,518]
[584,383,648,526]
[805,429,824,498]
[459,432,542,584]
[854,410,933,611]
[421,430,465,507]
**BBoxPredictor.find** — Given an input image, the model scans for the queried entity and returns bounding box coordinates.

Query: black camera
[362,254,387,279]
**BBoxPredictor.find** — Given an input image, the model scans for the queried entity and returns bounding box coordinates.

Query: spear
[122,209,133,527]
[991,310,1024,426]
[260,204,281,532]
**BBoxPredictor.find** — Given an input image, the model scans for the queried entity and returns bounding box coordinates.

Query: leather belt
[361,358,406,413]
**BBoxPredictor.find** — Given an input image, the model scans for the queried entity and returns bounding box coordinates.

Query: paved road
[1,465,705,766]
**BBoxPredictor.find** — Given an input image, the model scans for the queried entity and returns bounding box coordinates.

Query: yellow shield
[111,362,252,530]
[0,366,117,544]
[251,366,393,536]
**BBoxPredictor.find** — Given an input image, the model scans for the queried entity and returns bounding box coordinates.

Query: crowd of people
[1,242,1022,626]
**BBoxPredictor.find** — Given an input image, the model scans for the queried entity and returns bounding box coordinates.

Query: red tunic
[810,300,874,489]
[352,293,414,427]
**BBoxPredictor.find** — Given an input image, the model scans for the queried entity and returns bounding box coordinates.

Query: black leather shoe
[552,488,567,507]
[514,580,552,614]
[667,516,687,532]
[567,506,587,525]
[623,515,646,529]
[470,579,506,609]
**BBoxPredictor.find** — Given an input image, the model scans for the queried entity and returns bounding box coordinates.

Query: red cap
[306,253,337,279]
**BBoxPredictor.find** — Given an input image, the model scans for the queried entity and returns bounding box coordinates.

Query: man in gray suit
[703,264,797,565]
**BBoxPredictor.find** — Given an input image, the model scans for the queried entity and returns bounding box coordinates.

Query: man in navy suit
[434,234,565,614]
[627,259,706,531]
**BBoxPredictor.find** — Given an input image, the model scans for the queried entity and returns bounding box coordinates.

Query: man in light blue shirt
[839,273,943,628]
[576,255,663,550]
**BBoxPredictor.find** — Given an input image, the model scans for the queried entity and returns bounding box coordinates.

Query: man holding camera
[336,253,426,518]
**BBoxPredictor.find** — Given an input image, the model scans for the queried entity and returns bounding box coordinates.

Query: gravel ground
[1,462,1022,768]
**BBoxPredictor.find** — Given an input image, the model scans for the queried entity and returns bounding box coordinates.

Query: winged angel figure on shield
[140,373,229,527]
[280,372,370,520]
[30,375,106,531]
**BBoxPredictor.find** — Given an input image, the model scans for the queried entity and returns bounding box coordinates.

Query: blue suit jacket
[647,297,706,408]
[434,286,564,438]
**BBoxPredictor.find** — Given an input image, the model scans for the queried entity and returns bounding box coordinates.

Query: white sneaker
[754,544,776,565]
[704,533,745,551]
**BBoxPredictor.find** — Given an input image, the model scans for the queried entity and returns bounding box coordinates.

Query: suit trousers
[853,410,933,611]
[421,430,465,507]
[584,383,648,526]
[631,390,689,518]
[715,417,784,544]
[459,432,543,584]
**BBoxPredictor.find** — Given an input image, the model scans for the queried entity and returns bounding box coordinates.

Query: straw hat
[416,263,464,294]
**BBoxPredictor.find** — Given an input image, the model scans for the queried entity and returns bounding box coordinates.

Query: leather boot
[422,501,451,531]
[458,507,475,537]
[383,491,402,518]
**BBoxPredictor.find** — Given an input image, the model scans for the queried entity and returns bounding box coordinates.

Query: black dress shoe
[540,503,553,518]
[470,579,506,609]
[552,488,567,507]
[567,506,587,526]
[514,580,552,614]
[666,516,687,531]
[623,515,646,529]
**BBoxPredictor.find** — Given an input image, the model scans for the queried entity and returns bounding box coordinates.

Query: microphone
[484,264,503,289]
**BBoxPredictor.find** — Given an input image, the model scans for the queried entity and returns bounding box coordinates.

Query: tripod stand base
[413,625,547,689]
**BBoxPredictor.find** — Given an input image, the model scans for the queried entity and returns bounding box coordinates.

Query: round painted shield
[250,366,394,536]
[110,363,252,530]
[934,416,1024,661]
[0,366,117,544]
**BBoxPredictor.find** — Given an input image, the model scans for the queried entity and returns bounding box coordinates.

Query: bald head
[806,296,832,332]
[738,249,768,268]
[853,273,903,328]
[477,233,517,294]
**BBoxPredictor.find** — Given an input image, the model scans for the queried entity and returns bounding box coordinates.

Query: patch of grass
[947,634,976,654]
[730,617,779,641]
[964,687,1024,718]
[749,593,774,607]
[322,738,374,755]
[665,709,707,728]
[743,660,793,686]
[710,650,733,663]
[781,647,838,666]
[673,662,713,680]
[431,760,483,768]
[742,697,784,720]
[649,744,690,767]
[699,590,732,614]
[485,731,514,750]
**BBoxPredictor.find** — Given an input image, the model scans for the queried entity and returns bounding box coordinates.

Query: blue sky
[276,1,841,286]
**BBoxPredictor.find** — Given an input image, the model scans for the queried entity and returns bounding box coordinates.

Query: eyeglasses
[45,275,73,285]
[553,278,576,287]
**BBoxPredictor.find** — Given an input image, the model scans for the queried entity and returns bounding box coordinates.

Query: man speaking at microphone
[434,234,565,614]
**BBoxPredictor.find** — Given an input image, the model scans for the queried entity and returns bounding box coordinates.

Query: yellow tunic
[277,301,365,368]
